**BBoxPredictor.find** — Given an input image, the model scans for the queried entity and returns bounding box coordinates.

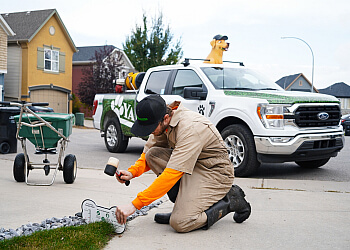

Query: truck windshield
[201,67,283,91]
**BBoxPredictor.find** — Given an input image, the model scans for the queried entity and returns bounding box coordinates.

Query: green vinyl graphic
[101,95,136,137]
[224,91,339,104]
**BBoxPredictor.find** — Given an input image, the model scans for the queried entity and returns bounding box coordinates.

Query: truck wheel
[13,153,25,182]
[63,154,77,184]
[295,158,330,168]
[221,124,260,177]
[104,118,129,153]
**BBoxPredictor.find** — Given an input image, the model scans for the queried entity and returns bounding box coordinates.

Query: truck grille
[295,105,341,127]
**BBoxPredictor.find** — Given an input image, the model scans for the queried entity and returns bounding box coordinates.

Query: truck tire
[104,118,129,153]
[221,124,260,177]
[295,158,330,168]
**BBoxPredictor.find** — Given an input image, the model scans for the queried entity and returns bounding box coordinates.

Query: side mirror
[183,87,207,100]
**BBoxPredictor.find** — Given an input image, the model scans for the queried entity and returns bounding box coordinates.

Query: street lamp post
[281,37,314,92]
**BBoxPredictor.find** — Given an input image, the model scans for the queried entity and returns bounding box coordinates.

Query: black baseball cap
[213,34,228,40]
[131,95,167,137]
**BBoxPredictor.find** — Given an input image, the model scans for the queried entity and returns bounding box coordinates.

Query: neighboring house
[318,82,350,114]
[1,9,77,113]
[0,15,15,101]
[72,45,135,117]
[276,73,318,93]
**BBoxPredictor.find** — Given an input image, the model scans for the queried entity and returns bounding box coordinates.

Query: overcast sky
[2,0,350,89]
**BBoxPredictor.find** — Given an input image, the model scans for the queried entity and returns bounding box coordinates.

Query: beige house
[276,73,318,92]
[0,15,15,101]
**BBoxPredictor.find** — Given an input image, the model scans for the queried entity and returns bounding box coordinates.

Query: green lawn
[0,221,116,249]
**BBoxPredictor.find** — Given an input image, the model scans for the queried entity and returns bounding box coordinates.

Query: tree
[78,46,124,105]
[123,12,183,72]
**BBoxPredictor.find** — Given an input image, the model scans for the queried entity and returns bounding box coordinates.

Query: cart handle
[20,122,50,128]
[0,101,49,107]
[31,102,49,106]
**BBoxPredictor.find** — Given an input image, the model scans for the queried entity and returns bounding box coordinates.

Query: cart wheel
[63,154,77,184]
[0,142,10,154]
[13,153,25,182]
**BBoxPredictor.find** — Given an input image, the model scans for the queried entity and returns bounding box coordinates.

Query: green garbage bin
[75,113,84,126]
[14,113,74,148]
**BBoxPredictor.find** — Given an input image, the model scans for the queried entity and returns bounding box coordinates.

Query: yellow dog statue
[205,34,230,64]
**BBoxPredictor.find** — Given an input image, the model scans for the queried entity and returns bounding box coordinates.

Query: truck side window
[171,70,204,96]
[144,70,170,94]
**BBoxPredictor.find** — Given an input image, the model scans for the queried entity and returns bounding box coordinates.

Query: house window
[299,80,303,86]
[37,47,65,73]
[44,49,59,72]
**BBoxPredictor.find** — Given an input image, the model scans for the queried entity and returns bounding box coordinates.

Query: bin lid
[14,113,74,122]
[0,106,21,113]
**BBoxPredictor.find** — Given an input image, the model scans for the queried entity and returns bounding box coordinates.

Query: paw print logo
[198,105,205,116]
[111,96,124,116]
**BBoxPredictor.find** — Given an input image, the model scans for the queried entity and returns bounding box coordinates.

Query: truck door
[163,69,209,117]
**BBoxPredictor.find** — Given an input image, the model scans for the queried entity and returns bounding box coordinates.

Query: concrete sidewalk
[0,156,349,249]
[74,118,94,129]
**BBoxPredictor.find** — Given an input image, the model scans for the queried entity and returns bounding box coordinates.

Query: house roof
[73,45,135,71]
[276,73,301,89]
[0,14,15,36]
[318,82,350,98]
[1,9,77,52]
[276,73,318,92]
[73,45,116,63]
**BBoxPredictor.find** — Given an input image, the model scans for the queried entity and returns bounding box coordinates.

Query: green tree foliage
[71,93,81,114]
[123,12,183,72]
[78,46,124,105]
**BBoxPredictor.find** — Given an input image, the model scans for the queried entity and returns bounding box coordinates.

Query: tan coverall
[143,102,234,232]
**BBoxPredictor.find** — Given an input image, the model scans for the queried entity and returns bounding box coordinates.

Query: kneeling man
[115,95,251,232]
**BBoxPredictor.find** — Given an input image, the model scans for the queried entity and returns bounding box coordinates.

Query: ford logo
[317,112,329,120]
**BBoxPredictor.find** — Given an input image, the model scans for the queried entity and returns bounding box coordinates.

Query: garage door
[30,89,68,113]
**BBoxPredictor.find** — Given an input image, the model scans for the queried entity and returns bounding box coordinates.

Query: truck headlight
[257,104,288,129]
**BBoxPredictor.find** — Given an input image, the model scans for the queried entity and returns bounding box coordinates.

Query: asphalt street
[69,122,350,182]
[4,120,345,182]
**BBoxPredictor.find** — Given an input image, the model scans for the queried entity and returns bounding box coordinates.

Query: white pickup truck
[92,60,344,176]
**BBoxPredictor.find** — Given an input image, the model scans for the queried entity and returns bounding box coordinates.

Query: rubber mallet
[104,157,130,186]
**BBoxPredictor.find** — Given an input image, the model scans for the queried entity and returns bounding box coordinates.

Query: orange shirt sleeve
[132,168,184,210]
[127,153,150,178]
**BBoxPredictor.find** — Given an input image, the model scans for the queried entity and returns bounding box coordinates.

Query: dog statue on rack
[205,34,230,64]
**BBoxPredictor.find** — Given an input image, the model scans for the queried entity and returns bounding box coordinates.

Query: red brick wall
[72,65,93,117]
[72,65,85,94]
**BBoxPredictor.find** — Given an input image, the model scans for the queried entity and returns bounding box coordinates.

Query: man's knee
[169,213,204,233]
[145,148,161,174]
[144,148,155,164]
[169,214,189,233]
[145,147,172,175]
[145,147,167,165]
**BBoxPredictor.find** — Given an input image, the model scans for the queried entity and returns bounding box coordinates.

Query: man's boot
[154,179,181,224]
[204,185,251,229]
[154,212,172,224]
